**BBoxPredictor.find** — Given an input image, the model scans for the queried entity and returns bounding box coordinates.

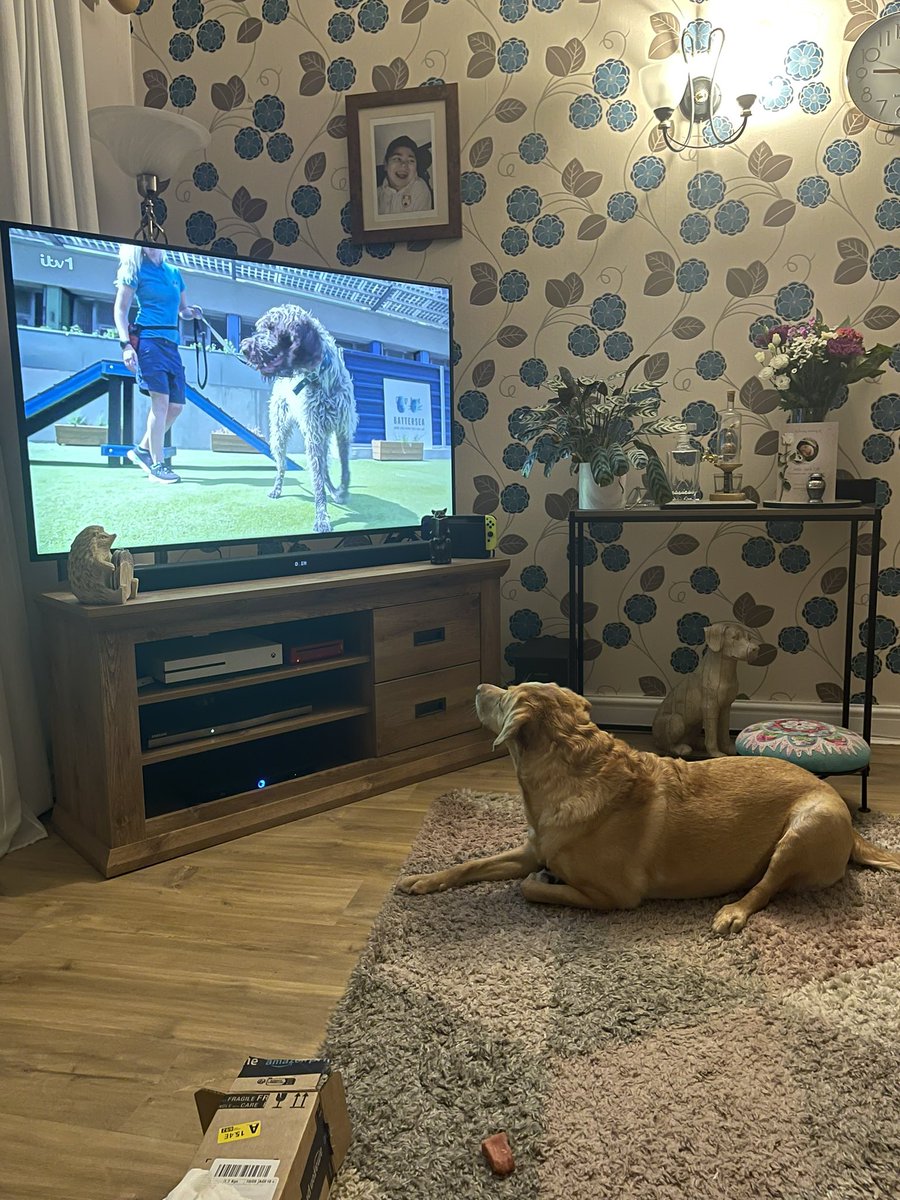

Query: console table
[567,501,882,805]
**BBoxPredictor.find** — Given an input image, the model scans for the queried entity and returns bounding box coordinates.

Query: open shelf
[136,654,371,706]
[141,703,371,764]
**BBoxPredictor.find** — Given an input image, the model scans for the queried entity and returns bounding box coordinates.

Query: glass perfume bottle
[711,390,744,500]
[667,424,701,502]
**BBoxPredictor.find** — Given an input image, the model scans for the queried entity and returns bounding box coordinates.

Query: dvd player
[146,703,313,749]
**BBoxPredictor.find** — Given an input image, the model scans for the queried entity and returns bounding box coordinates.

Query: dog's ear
[492,697,534,749]
[704,622,725,653]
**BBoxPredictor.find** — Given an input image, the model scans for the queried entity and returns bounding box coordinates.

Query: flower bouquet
[754,321,892,422]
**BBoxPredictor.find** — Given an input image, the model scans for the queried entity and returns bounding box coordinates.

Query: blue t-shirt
[129,258,184,343]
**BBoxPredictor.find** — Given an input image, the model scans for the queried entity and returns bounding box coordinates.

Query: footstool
[736,718,871,812]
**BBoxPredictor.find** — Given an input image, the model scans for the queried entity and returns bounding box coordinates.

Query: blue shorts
[136,337,186,404]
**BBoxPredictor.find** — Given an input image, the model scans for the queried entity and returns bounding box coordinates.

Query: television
[1,221,455,577]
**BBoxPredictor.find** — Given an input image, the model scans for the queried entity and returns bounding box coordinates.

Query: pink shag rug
[324,790,900,1200]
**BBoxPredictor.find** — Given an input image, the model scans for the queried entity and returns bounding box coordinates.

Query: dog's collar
[292,346,333,395]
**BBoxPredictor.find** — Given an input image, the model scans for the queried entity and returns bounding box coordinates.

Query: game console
[147,632,283,685]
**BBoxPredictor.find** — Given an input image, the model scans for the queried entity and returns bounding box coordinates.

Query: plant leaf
[498,534,528,555]
[641,565,665,592]
[495,97,527,123]
[472,359,495,387]
[667,533,699,556]
[577,214,607,240]
[640,675,667,697]
[304,152,326,183]
[750,643,777,667]
[821,567,848,594]
[764,199,796,227]
[469,136,494,168]
[498,324,527,348]
[672,316,705,340]
[816,681,843,703]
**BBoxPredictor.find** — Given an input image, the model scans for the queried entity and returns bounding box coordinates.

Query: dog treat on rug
[481,1132,515,1176]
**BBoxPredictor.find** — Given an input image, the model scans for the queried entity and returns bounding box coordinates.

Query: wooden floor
[2,746,898,1200]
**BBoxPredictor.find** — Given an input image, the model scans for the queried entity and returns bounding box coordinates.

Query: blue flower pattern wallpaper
[132,0,900,712]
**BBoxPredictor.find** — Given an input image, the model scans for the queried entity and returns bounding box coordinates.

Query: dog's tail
[850,831,900,872]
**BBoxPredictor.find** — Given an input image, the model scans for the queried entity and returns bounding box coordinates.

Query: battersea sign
[383,378,432,446]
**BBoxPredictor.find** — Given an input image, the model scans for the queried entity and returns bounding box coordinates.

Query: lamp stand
[136,172,166,243]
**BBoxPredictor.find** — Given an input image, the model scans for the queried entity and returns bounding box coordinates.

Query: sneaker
[127,445,153,474]
[149,462,181,484]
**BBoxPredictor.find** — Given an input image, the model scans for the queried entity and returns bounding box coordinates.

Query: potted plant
[510,359,684,508]
[54,413,108,446]
[210,426,263,453]
[371,437,424,461]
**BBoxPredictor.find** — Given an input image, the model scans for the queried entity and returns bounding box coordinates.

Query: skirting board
[588,695,899,745]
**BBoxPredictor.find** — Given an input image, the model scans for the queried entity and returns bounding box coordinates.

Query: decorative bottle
[710,390,744,501]
[667,424,701,502]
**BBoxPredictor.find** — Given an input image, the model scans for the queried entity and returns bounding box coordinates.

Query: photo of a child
[373,121,435,217]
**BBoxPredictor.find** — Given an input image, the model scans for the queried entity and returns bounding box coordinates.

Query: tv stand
[37,558,508,876]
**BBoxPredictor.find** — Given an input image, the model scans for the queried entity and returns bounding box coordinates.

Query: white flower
[770,353,789,369]
[759,365,775,380]
[770,333,782,346]
[754,350,766,363]
[773,374,790,390]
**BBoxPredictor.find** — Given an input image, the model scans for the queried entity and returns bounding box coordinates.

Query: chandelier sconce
[642,23,757,153]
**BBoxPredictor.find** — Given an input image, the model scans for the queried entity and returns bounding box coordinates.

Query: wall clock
[847,12,900,125]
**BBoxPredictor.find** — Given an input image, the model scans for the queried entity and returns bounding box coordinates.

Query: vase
[578,464,625,510]
[777,413,839,503]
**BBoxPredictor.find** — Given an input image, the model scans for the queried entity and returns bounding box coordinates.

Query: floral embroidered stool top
[736,718,870,775]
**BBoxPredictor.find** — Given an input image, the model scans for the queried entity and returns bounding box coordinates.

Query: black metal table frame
[568,503,882,811]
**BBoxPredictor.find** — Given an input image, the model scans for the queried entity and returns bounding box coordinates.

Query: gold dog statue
[652,620,758,759]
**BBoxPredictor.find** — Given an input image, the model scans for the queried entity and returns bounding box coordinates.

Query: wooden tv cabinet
[37,558,508,876]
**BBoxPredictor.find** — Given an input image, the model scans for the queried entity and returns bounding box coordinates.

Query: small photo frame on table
[345,83,461,244]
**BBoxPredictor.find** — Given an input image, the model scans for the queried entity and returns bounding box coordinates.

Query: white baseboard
[587,695,900,745]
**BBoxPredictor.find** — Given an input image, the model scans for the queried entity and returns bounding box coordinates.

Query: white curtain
[0,0,100,856]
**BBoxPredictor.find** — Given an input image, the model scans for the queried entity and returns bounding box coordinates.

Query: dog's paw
[267,488,282,500]
[711,903,749,936]
[396,873,446,895]
[312,519,333,534]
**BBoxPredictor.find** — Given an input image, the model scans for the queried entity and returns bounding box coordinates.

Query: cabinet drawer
[373,594,480,682]
[375,662,482,755]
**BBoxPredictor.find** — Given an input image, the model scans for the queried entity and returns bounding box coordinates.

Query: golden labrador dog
[398,682,900,934]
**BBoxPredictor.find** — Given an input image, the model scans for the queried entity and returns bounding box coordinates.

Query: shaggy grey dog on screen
[240,304,358,534]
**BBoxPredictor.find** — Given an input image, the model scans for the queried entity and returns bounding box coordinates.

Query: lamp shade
[89,105,210,181]
[639,59,689,114]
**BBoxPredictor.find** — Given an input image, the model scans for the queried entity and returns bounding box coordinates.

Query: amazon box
[177,1055,350,1200]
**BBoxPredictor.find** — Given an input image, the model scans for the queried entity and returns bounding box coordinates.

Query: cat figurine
[67,525,139,605]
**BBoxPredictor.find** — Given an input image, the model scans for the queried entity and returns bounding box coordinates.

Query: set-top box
[148,632,283,685]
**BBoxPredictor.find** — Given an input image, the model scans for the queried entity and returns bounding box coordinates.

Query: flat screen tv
[1,221,454,566]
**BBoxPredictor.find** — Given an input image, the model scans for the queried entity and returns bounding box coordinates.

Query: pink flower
[826,328,865,358]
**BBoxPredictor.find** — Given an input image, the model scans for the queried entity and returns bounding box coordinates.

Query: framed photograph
[345,84,461,244]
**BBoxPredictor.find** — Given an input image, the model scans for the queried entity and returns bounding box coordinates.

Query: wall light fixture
[641,21,757,152]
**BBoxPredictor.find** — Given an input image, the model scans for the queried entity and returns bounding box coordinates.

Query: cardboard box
[169,1056,350,1200]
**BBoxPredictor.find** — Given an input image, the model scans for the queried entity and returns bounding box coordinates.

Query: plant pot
[578,465,625,510]
[371,440,424,461]
[54,424,108,447]
[777,417,838,503]
[210,431,260,453]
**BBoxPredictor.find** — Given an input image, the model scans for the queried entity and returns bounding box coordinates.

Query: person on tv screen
[377,135,433,215]
[113,244,201,484]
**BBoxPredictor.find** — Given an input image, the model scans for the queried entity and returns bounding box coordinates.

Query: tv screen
[1,221,454,559]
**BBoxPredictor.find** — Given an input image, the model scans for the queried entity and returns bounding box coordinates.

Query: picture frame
[345,84,461,244]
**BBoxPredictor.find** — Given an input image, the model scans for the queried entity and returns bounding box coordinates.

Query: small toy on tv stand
[288,639,344,665]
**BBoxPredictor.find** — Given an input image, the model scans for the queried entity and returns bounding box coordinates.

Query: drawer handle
[415,697,447,719]
[413,626,446,646]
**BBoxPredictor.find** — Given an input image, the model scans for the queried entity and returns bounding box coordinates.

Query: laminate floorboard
[1,747,897,1200]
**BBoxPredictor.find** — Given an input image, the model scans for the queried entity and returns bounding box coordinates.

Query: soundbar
[133,540,430,591]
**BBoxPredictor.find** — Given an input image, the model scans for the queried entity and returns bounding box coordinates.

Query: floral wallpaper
[130,0,900,710]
